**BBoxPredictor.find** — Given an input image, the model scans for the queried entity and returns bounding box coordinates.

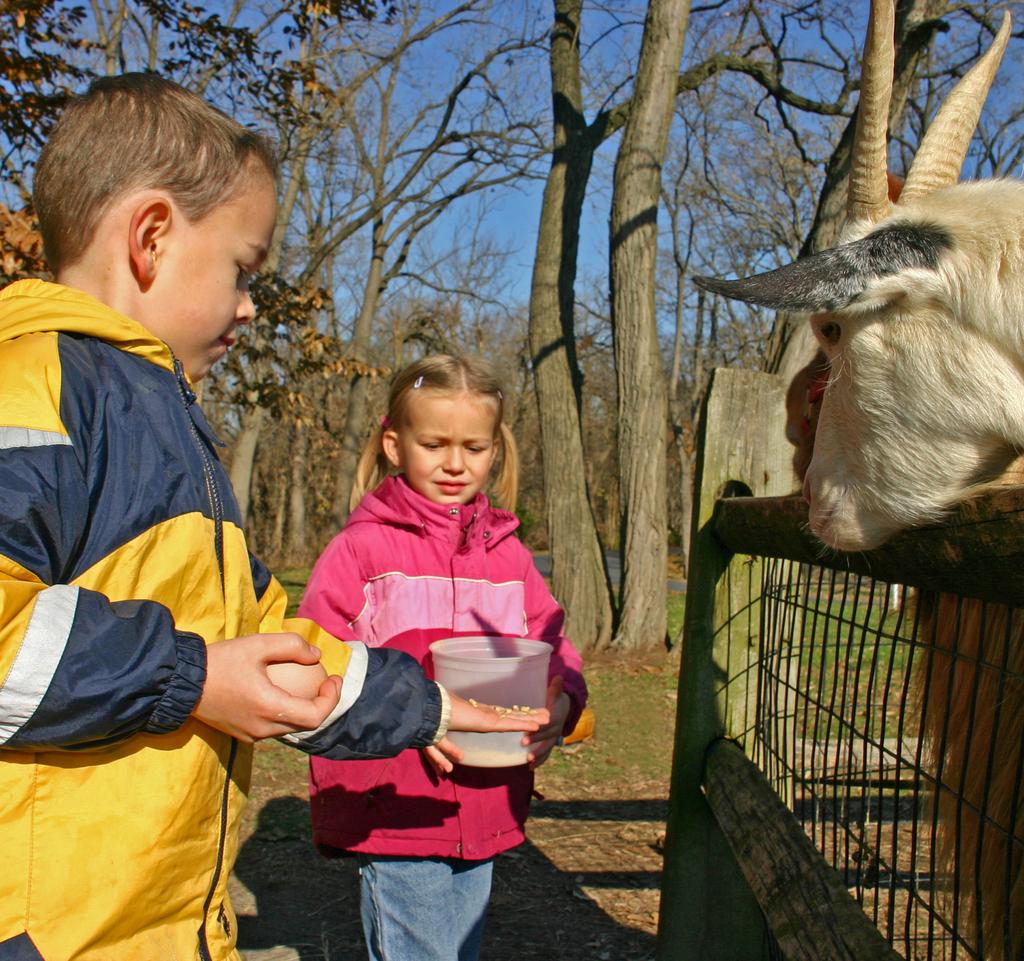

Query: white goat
[695,4,1024,957]
[695,4,1018,552]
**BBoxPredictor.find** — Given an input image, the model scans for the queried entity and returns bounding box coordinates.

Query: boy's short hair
[33,72,278,272]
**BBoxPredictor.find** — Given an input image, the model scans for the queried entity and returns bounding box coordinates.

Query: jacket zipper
[173,358,232,960]
[174,359,225,580]
[198,739,239,959]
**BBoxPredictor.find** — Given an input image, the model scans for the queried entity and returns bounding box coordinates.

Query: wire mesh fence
[718,555,1024,961]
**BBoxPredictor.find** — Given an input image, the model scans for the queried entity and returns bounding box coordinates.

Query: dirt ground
[229,651,679,961]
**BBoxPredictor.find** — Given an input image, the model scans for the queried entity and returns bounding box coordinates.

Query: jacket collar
[0,279,178,374]
[351,475,519,549]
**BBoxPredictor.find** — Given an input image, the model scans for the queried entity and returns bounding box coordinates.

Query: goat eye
[820,321,841,344]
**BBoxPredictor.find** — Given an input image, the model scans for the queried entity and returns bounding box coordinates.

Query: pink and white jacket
[298,474,587,860]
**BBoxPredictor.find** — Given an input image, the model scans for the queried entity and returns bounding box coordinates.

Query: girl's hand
[422,739,462,776]
[526,676,572,769]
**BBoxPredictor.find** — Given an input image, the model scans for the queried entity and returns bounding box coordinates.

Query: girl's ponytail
[492,421,520,511]
[350,422,391,513]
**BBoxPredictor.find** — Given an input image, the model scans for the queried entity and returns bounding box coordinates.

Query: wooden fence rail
[704,738,903,961]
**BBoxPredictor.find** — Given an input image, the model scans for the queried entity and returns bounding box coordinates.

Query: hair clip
[380,415,390,428]
[413,376,424,389]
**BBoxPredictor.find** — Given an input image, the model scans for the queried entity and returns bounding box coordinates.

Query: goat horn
[848,0,895,225]
[693,222,953,313]
[899,12,1012,205]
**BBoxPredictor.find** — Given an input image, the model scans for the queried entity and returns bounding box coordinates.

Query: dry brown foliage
[0,204,47,283]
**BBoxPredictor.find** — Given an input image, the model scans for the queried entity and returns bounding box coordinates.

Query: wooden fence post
[657,368,792,960]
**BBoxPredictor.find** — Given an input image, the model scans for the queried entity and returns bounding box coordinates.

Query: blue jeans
[357,855,494,961]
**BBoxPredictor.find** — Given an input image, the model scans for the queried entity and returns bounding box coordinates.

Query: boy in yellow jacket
[0,73,541,961]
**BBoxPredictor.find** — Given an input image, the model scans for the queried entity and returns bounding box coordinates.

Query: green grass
[276,567,312,616]
[799,604,909,652]
[539,657,679,789]
[780,601,916,738]
[667,591,686,643]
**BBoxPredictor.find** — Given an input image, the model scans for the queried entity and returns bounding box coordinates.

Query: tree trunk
[270,472,287,563]
[334,375,372,522]
[333,218,387,526]
[229,405,266,530]
[286,426,309,564]
[609,0,690,650]
[528,0,615,651]
[668,210,691,578]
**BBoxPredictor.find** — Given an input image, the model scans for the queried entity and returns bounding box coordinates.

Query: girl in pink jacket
[299,354,588,961]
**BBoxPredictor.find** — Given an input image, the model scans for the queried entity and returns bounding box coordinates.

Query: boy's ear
[381,430,402,469]
[128,197,173,288]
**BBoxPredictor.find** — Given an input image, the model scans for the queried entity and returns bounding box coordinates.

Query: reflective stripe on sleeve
[0,584,78,744]
[0,426,72,450]
[334,642,369,718]
[283,642,369,744]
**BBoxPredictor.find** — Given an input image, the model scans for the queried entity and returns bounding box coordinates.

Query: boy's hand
[193,632,342,742]
[422,695,552,776]
[526,676,572,769]
[447,692,549,734]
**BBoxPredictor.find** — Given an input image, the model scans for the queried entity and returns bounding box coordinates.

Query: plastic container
[429,636,551,767]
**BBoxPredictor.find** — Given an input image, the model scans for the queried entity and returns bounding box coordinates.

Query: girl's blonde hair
[350,354,519,512]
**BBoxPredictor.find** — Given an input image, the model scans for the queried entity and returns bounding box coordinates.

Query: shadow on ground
[231,795,662,961]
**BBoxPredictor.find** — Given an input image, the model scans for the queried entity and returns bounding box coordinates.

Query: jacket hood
[0,279,176,372]
[350,475,520,547]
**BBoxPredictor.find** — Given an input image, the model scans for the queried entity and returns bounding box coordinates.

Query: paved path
[533,549,686,593]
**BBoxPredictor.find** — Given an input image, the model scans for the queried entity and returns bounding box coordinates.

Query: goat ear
[694,221,953,312]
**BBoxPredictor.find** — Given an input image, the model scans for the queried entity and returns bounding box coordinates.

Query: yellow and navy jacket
[0,280,444,961]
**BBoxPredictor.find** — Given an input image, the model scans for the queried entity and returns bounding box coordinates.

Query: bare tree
[608,0,690,650]
[528,0,629,651]
[301,5,546,523]
[659,73,820,571]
